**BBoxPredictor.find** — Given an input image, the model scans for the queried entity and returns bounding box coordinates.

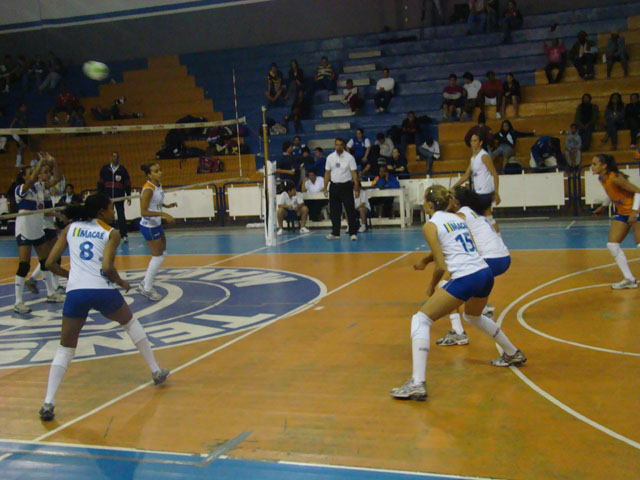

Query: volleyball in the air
[82,61,109,81]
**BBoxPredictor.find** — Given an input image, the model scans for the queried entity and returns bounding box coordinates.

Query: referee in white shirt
[323,138,359,240]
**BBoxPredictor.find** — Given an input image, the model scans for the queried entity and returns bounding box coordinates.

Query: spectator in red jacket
[441,74,464,121]
[50,85,80,124]
[477,71,503,119]
[544,38,566,84]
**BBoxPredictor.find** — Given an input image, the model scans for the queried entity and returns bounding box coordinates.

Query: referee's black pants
[329,181,357,236]
[113,200,128,239]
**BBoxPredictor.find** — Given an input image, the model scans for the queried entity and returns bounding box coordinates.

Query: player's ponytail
[596,153,628,179]
[65,193,111,221]
[425,185,454,212]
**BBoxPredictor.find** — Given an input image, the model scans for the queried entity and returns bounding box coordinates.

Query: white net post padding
[264,160,277,246]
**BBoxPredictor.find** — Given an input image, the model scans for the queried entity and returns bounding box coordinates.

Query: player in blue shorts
[391,185,525,401]
[39,193,169,421]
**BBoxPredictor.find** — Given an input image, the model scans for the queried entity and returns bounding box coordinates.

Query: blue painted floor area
[0,219,634,258]
[0,441,507,480]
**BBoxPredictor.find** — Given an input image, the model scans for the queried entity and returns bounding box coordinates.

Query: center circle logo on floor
[0,267,325,368]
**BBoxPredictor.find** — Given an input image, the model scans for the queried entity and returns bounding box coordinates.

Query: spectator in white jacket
[461,72,482,121]
[374,68,395,113]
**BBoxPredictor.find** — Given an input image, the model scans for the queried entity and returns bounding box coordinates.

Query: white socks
[44,346,76,404]
[123,318,160,373]
[607,242,635,280]
[28,263,42,281]
[449,313,464,335]
[143,252,166,291]
[410,311,433,384]
[43,271,56,296]
[15,275,25,304]
[463,313,517,356]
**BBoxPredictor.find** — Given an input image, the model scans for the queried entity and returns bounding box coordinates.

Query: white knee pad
[52,345,76,369]
[410,312,433,340]
[607,242,621,257]
[123,318,147,344]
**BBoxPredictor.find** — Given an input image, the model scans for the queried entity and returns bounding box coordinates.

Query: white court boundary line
[31,250,411,442]
[496,258,640,450]
[517,283,640,357]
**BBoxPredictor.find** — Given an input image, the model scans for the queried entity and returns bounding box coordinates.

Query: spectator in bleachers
[400,111,422,156]
[464,113,493,149]
[283,88,307,133]
[441,74,464,121]
[13,55,28,93]
[287,59,305,100]
[314,56,337,95]
[544,38,566,84]
[9,103,29,167]
[625,93,640,149]
[374,132,394,161]
[57,183,81,206]
[347,128,372,170]
[492,120,535,168]
[500,1,522,44]
[387,147,409,179]
[353,184,370,233]
[466,0,487,35]
[371,164,400,217]
[302,170,326,221]
[92,96,144,121]
[486,0,499,32]
[606,31,628,78]
[0,54,16,92]
[292,136,305,157]
[374,68,395,113]
[28,55,46,89]
[50,85,80,124]
[530,136,565,170]
[69,106,86,128]
[501,72,521,118]
[564,123,582,169]
[568,31,596,80]
[574,93,599,151]
[276,141,298,186]
[417,137,441,174]
[277,182,309,235]
[311,147,326,176]
[342,79,363,114]
[461,72,482,121]
[602,92,625,151]
[38,51,63,92]
[265,63,286,105]
[477,71,503,119]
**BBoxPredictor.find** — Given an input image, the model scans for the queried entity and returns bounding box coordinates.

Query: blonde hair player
[391,185,525,401]
[414,186,511,346]
[592,153,640,289]
[13,153,65,314]
[39,193,169,421]
[452,133,501,232]
[138,162,177,301]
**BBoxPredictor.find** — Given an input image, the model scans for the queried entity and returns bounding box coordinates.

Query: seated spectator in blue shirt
[276,141,299,186]
[347,128,371,170]
[529,136,566,171]
[370,164,400,218]
[310,147,326,176]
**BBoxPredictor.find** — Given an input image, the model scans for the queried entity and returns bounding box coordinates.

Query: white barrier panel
[584,166,640,207]
[124,187,216,221]
[227,185,262,218]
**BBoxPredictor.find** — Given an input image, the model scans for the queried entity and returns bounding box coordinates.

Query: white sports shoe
[277,228,284,236]
[326,234,339,240]
[611,278,638,290]
[358,224,366,233]
[46,293,66,303]
[390,378,427,401]
[299,226,310,234]
[350,235,357,241]
[13,302,31,314]
[139,282,162,301]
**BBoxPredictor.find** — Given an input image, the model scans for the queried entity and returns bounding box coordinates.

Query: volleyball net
[0,117,257,224]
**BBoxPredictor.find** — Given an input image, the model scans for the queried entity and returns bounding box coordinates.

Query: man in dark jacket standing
[98,151,132,242]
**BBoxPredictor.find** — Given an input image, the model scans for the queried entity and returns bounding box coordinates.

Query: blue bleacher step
[308,138,337,150]
[337,78,370,87]
[349,50,382,60]
[316,121,351,132]
[322,108,355,118]
[343,63,377,74]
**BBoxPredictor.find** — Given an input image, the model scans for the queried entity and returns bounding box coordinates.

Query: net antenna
[261,106,277,246]
[232,68,243,177]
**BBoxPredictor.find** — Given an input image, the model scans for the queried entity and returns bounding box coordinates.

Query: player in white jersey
[13,154,65,314]
[415,186,511,346]
[391,185,525,401]
[453,133,502,232]
[138,162,177,301]
[38,193,169,421]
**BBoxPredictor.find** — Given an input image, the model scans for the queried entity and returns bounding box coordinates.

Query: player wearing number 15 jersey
[38,194,169,421]
[390,185,525,402]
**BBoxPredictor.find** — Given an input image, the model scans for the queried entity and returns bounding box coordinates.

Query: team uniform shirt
[600,172,634,216]
[347,137,371,160]
[470,148,494,194]
[304,176,325,193]
[14,183,45,240]
[325,151,357,183]
[139,181,164,228]
[279,191,304,208]
[429,210,488,279]
[66,219,115,291]
[458,207,509,259]
[354,190,370,211]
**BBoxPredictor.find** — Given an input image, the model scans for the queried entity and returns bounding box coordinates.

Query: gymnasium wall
[0,0,632,64]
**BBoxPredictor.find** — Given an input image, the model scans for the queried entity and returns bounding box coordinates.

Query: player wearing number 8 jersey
[391,185,525,401]
[38,193,169,421]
